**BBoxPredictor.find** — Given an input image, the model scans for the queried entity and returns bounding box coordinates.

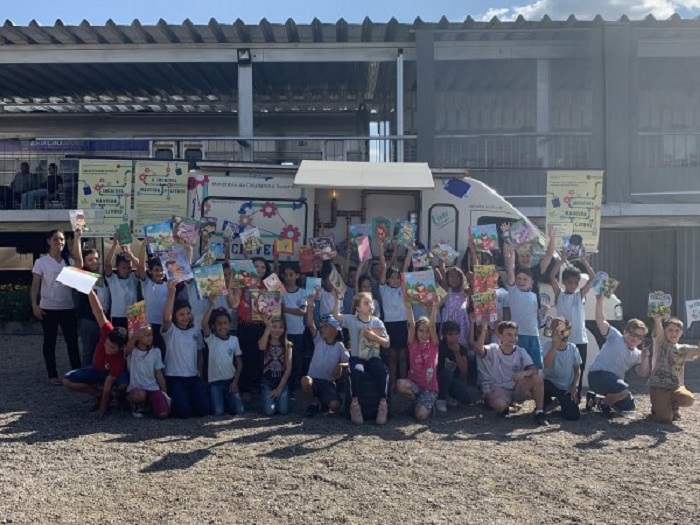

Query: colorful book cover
[471,224,499,253]
[590,271,619,298]
[143,221,175,252]
[502,219,538,247]
[648,291,672,319]
[411,248,430,269]
[550,223,574,248]
[263,273,286,295]
[309,236,336,260]
[240,227,263,252]
[114,223,133,245]
[328,266,347,299]
[222,220,239,239]
[193,249,217,268]
[357,235,372,263]
[200,217,218,238]
[69,209,88,232]
[563,233,586,261]
[273,238,294,256]
[473,265,499,294]
[357,328,382,360]
[252,290,282,321]
[298,245,315,273]
[397,221,417,247]
[230,260,260,288]
[435,285,448,303]
[473,291,497,323]
[127,300,148,338]
[348,224,371,246]
[159,245,194,283]
[403,270,437,305]
[193,263,227,300]
[305,277,322,297]
[431,243,460,265]
[173,217,201,245]
[209,243,225,258]
[371,216,393,244]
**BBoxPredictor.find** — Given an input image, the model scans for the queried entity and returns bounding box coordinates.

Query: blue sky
[3,0,700,25]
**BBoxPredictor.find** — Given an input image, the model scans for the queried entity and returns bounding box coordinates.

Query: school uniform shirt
[206,333,242,383]
[92,322,127,378]
[76,280,111,322]
[307,333,349,382]
[282,288,307,335]
[162,325,199,377]
[438,341,468,373]
[407,339,439,392]
[32,255,75,310]
[542,341,582,391]
[589,327,642,379]
[506,285,539,336]
[106,273,138,318]
[480,343,534,390]
[379,284,407,322]
[496,287,508,321]
[440,291,469,346]
[649,333,696,390]
[341,314,388,359]
[127,347,164,392]
[555,291,587,344]
[141,277,168,325]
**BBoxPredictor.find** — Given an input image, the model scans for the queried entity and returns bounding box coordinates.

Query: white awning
[294,160,434,190]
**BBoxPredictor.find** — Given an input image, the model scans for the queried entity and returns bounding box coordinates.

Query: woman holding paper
[30,229,81,385]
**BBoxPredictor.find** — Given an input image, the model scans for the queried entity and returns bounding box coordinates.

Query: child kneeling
[258,316,293,416]
[397,297,440,421]
[542,318,582,421]
[125,326,170,419]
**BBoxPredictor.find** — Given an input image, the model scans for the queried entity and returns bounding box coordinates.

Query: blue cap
[320,314,342,332]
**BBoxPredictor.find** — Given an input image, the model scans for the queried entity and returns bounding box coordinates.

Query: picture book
[357,235,372,263]
[411,248,431,269]
[502,219,538,247]
[357,328,382,360]
[263,273,286,295]
[397,220,417,247]
[193,263,227,300]
[305,277,322,298]
[114,223,133,245]
[471,224,499,253]
[403,270,437,305]
[431,243,460,266]
[472,291,497,323]
[328,266,347,299]
[173,217,200,245]
[435,285,448,303]
[298,245,315,273]
[473,265,499,294]
[590,271,619,298]
[685,299,700,327]
[230,260,259,288]
[143,221,175,252]
[159,245,194,283]
[348,224,371,246]
[251,290,282,321]
[549,223,574,248]
[69,209,88,232]
[648,291,672,319]
[127,300,148,338]
[222,220,239,240]
[200,217,218,237]
[371,216,393,244]
[309,236,336,260]
[209,242,225,258]
[273,238,294,256]
[193,249,217,268]
[239,227,263,252]
[563,233,587,260]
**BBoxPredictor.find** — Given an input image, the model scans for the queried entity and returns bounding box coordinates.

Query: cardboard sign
[56,267,100,295]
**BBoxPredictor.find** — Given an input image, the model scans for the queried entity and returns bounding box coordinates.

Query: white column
[238,62,254,161]
[396,49,405,162]
[536,58,550,166]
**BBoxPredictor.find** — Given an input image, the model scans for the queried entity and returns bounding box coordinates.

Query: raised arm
[333,296,345,323]
[377,240,387,285]
[402,244,412,273]
[72,228,84,269]
[405,299,416,346]
[355,259,367,291]
[88,290,109,328]
[201,293,217,338]
[258,316,272,351]
[429,297,439,345]
[504,244,516,286]
[635,343,651,377]
[473,321,488,356]
[549,267,562,304]
[161,279,177,332]
[226,285,242,310]
[467,228,478,272]
[579,256,595,297]
[136,237,151,280]
[539,227,556,274]
[305,293,318,338]
[104,237,119,277]
[595,294,610,337]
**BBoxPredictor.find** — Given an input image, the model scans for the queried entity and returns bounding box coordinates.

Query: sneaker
[305,402,320,418]
[446,396,459,407]
[534,411,550,426]
[619,410,637,420]
[435,399,448,413]
[48,377,62,386]
[350,400,364,425]
[585,391,597,412]
[544,399,560,413]
[131,407,145,418]
[376,400,388,425]
[600,403,613,418]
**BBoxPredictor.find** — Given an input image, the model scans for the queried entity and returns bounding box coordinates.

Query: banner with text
[133,160,189,233]
[77,159,132,237]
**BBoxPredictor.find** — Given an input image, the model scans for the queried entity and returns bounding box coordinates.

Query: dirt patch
[1,336,700,525]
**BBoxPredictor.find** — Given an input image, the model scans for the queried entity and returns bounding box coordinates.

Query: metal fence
[638,132,700,168]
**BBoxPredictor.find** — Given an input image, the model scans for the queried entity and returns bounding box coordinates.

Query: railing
[434,132,595,170]
[638,132,700,168]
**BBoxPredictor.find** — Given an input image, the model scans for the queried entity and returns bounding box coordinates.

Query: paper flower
[281,224,301,243]
[260,201,278,218]
[239,214,252,227]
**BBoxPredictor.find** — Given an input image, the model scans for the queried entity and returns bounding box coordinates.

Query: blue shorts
[587,370,635,411]
[63,366,129,386]
[517,335,543,369]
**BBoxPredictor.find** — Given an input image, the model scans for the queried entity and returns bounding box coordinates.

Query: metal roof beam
[434,40,589,60]
[638,38,700,57]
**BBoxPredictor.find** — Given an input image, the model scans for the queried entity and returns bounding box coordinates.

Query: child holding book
[258,315,293,416]
[542,317,582,421]
[648,316,700,423]
[104,237,140,330]
[437,265,470,352]
[302,294,349,416]
[334,292,391,425]
[397,297,440,421]
[162,279,211,418]
[203,293,244,416]
[281,262,307,393]
[124,326,170,419]
[355,260,381,318]
[137,237,169,358]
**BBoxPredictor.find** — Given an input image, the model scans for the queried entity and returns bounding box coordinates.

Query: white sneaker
[350,400,364,425]
[131,407,145,418]
[435,399,448,413]
[447,396,458,407]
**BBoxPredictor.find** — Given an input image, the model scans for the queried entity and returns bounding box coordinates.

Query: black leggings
[349,356,389,400]
[576,343,588,398]
[41,308,80,379]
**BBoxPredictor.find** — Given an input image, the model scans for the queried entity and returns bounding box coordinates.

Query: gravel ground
[2,336,700,525]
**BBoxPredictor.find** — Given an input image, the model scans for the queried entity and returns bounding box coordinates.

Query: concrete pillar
[416,30,435,166]
[238,61,254,161]
[396,49,405,162]
[536,59,550,166]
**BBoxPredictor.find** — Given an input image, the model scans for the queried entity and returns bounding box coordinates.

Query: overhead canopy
[294,160,434,189]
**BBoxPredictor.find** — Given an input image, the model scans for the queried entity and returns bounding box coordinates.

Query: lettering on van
[210,180,294,190]
[431,209,455,230]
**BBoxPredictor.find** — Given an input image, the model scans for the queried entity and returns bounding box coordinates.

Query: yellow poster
[546,171,604,252]
[133,160,189,233]
[77,159,132,237]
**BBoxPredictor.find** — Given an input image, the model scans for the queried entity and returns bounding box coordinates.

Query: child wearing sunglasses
[542,317,583,421]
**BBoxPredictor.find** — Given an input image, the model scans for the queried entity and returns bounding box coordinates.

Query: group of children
[51,226,700,426]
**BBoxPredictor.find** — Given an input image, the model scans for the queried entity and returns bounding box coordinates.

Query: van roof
[294,160,435,190]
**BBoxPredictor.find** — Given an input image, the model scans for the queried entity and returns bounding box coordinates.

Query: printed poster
[77,159,132,237]
[546,171,604,253]
[133,160,189,233]
[685,299,700,327]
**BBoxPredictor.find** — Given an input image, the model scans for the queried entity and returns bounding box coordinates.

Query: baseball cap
[320,314,342,332]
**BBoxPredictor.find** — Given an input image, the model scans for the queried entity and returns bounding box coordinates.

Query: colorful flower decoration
[260,201,278,218]
[281,224,301,243]
[139,173,148,183]
[202,201,212,215]
[187,173,209,190]
[239,214,252,227]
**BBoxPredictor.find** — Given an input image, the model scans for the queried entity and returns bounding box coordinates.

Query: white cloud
[477,0,700,21]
